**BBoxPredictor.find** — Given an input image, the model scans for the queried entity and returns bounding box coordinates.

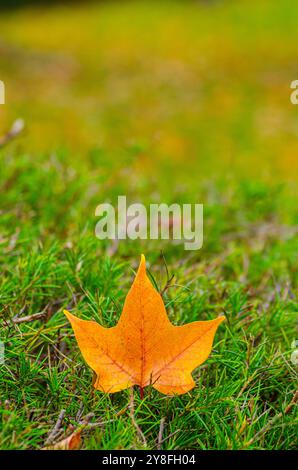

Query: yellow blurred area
[0,0,297,181]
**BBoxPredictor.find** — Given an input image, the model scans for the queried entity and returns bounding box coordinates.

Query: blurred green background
[1,0,298,182]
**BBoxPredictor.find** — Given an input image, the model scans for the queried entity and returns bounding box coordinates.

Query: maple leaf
[64,255,225,396]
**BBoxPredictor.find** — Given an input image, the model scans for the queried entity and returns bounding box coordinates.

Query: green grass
[0,151,297,449]
[0,0,297,450]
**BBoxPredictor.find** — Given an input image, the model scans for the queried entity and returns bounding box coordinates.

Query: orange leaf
[64,255,225,395]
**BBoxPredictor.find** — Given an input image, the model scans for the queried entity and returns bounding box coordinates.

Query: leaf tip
[137,254,147,276]
[215,315,226,328]
[63,309,74,322]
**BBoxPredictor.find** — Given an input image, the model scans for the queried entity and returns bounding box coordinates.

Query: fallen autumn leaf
[64,255,225,395]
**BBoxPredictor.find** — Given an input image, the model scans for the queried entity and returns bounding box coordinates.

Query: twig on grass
[78,412,95,425]
[159,429,181,445]
[76,412,116,430]
[80,419,116,429]
[12,311,46,324]
[129,387,147,447]
[157,417,166,449]
[45,409,66,446]
[45,410,115,448]
[0,119,24,148]
[76,401,84,422]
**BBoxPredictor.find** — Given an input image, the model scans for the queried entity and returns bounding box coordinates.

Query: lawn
[0,0,297,450]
